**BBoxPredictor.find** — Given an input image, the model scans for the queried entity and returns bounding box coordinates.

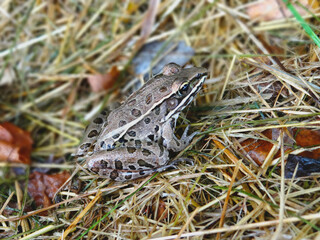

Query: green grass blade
[282,0,320,48]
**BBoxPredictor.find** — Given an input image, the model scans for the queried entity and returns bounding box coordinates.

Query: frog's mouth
[162,73,207,123]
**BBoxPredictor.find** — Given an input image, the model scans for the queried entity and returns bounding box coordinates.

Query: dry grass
[1,0,320,239]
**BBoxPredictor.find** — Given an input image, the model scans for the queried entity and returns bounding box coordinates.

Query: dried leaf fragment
[87,66,119,92]
[247,0,310,21]
[28,171,71,208]
[241,128,320,166]
[0,122,33,164]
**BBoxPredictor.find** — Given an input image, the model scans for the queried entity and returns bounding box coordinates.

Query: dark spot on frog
[154,125,159,132]
[110,170,119,180]
[112,133,120,139]
[132,108,141,117]
[125,172,132,180]
[119,120,127,127]
[139,170,146,175]
[100,160,108,168]
[127,147,136,154]
[128,99,137,106]
[148,134,155,141]
[101,110,108,115]
[138,159,155,168]
[129,165,136,170]
[115,160,123,170]
[147,142,152,146]
[159,86,167,92]
[103,122,108,128]
[128,130,136,137]
[144,117,151,124]
[88,130,99,138]
[119,137,128,144]
[135,140,142,148]
[93,117,103,124]
[145,93,152,104]
[142,149,152,156]
[80,143,91,150]
[100,141,106,149]
[90,167,99,173]
[155,106,160,115]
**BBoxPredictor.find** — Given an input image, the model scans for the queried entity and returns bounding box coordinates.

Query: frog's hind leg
[103,158,194,182]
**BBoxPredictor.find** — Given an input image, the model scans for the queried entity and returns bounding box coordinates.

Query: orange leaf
[247,0,310,21]
[0,122,33,164]
[87,66,119,92]
[241,128,320,165]
[28,171,70,209]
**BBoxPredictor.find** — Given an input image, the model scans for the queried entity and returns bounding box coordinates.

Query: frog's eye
[178,82,190,96]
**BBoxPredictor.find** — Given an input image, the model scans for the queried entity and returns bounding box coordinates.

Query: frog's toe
[170,158,194,167]
[182,126,198,143]
[181,125,191,140]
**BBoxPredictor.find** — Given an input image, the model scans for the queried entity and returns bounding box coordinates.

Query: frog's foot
[155,158,194,172]
[181,125,199,144]
[170,158,194,167]
[167,125,199,152]
[94,158,194,182]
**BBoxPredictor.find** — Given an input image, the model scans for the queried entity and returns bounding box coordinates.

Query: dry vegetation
[1,0,320,239]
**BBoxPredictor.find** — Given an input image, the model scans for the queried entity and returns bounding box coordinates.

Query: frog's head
[161,63,207,122]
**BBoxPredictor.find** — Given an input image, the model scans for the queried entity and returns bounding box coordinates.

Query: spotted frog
[75,63,207,181]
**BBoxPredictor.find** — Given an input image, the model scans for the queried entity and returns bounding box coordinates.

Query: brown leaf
[247,0,310,21]
[28,171,70,209]
[87,66,119,92]
[241,128,320,165]
[153,198,168,221]
[0,122,33,164]
[295,129,320,159]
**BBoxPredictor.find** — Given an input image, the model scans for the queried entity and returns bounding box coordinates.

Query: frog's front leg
[162,119,198,152]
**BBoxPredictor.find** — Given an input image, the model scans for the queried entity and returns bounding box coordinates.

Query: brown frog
[75,63,207,181]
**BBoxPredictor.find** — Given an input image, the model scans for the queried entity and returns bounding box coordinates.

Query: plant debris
[0,122,33,164]
[28,171,71,209]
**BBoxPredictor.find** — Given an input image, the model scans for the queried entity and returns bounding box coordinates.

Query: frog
[75,63,207,181]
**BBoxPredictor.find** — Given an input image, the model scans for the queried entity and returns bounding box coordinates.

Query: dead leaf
[153,198,168,221]
[28,171,70,209]
[247,0,310,21]
[87,66,119,92]
[295,129,320,159]
[241,128,320,166]
[0,122,33,164]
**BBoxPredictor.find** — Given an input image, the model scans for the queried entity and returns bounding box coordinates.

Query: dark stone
[285,154,320,178]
